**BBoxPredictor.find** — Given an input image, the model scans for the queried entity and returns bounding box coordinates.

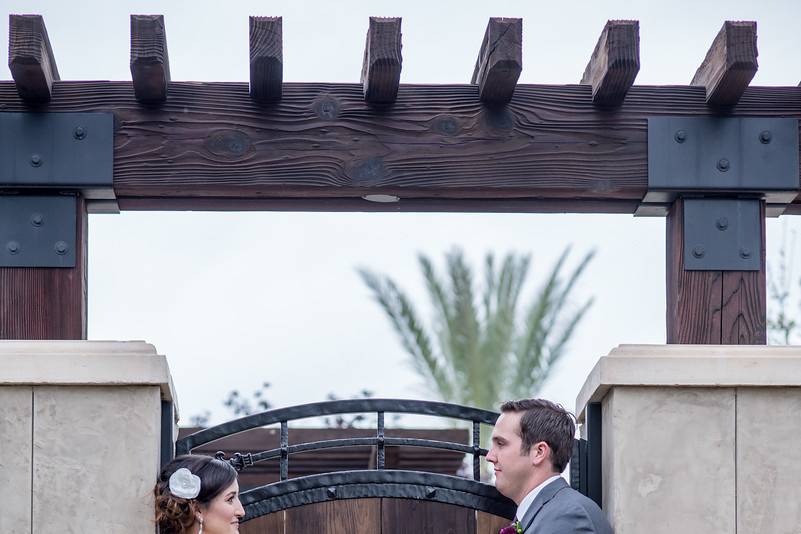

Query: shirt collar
[515,475,563,522]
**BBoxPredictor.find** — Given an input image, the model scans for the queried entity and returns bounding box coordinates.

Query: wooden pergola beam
[0,81,799,212]
[250,16,283,103]
[130,14,170,104]
[360,17,402,104]
[471,18,522,105]
[8,14,60,103]
[691,21,758,107]
[580,20,639,106]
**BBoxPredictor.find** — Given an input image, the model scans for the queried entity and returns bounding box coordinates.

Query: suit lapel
[519,477,569,531]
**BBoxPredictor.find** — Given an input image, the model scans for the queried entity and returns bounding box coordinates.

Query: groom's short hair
[500,398,575,473]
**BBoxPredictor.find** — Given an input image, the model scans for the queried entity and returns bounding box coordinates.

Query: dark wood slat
[285,499,380,533]
[360,17,402,104]
[721,203,766,344]
[691,21,758,107]
[249,16,282,103]
[580,20,640,106]
[477,511,511,534]
[130,14,170,104]
[0,196,87,340]
[0,82,799,209]
[240,511,284,534]
[8,14,60,103]
[471,18,522,105]
[381,499,475,534]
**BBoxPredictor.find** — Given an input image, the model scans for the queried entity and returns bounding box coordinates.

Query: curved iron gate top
[175,398,598,521]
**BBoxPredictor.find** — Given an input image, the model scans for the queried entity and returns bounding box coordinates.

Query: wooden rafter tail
[250,16,283,103]
[580,20,640,106]
[8,14,60,103]
[691,21,758,107]
[360,17,402,104]
[471,17,522,105]
[130,14,170,104]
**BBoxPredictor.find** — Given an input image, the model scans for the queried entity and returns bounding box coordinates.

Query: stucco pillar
[0,341,177,534]
[576,344,801,534]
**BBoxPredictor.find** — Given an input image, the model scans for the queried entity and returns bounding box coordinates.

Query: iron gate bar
[280,421,288,481]
[176,399,499,454]
[377,411,385,469]
[473,421,481,481]
[234,436,487,467]
[239,470,517,521]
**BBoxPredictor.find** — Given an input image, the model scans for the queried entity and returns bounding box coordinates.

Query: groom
[486,399,612,534]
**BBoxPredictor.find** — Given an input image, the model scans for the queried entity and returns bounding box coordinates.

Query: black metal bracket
[683,198,761,270]
[0,112,115,267]
[0,195,77,267]
[638,117,800,217]
[0,112,114,196]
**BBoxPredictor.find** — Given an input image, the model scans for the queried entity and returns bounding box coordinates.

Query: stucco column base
[0,341,177,534]
[576,344,801,534]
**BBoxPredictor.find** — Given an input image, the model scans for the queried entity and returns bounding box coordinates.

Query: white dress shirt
[515,475,564,522]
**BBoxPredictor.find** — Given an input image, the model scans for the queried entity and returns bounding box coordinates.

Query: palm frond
[357,268,454,401]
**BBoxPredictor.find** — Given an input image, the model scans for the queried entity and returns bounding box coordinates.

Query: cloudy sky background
[3,0,800,426]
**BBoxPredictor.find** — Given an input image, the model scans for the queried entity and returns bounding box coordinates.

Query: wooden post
[8,14,60,103]
[0,196,88,339]
[666,198,766,344]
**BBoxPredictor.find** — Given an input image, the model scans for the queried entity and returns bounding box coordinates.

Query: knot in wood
[205,130,252,159]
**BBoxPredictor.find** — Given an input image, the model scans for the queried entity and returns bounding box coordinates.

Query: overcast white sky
[3,0,800,426]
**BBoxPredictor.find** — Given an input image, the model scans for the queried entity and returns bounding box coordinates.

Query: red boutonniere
[498,520,522,534]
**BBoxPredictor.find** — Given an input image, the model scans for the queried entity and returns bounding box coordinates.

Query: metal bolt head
[426,487,437,498]
[30,154,42,167]
[692,245,705,259]
[715,217,729,231]
[740,248,752,259]
[54,241,68,255]
[326,487,337,498]
[674,130,687,143]
[73,126,87,140]
[759,130,772,144]
[7,241,20,254]
[717,158,730,172]
[31,213,44,227]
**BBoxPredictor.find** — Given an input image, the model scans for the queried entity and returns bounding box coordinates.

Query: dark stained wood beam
[8,14,60,103]
[360,17,402,104]
[130,14,170,104]
[0,81,799,213]
[249,16,283,103]
[0,196,87,340]
[666,198,766,344]
[580,20,639,106]
[691,21,758,107]
[471,18,522,105]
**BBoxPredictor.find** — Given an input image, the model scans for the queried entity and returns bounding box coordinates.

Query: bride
[154,455,245,533]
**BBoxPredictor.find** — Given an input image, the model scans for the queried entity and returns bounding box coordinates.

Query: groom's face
[487,411,536,504]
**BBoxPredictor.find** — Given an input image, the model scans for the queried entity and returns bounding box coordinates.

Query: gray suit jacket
[520,478,613,534]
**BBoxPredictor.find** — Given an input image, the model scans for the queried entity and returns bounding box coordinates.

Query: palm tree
[358,247,595,411]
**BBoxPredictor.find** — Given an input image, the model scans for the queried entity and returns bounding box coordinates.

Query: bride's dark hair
[154,455,238,533]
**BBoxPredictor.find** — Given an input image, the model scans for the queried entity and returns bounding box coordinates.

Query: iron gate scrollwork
[175,399,600,522]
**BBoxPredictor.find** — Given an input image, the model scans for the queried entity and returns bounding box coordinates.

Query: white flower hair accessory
[169,467,201,499]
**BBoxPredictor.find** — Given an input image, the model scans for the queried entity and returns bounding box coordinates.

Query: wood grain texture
[0,196,86,340]
[8,14,59,103]
[130,14,170,104]
[691,21,758,107]
[361,17,402,104]
[381,499,476,534]
[580,20,639,106]
[0,82,799,211]
[284,499,380,533]
[249,16,282,103]
[471,18,522,105]
[721,203,766,344]
[666,198,766,344]
[240,511,284,534]
[477,511,512,534]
